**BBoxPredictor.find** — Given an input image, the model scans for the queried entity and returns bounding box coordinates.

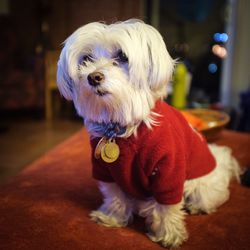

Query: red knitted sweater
[90,101,216,205]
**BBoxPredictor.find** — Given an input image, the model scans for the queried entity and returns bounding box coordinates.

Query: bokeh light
[212,44,227,58]
[208,63,218,73]
[213,32,229,43]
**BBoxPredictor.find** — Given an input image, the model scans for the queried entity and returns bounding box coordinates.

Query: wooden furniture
[45,50,60,120]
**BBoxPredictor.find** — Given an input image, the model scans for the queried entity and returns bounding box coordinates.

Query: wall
[230,0,250,108]
[48,0,144,49]
[221,0,250,109]
[0,0,144,110]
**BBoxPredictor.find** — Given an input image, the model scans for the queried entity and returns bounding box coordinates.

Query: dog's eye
[116,50,128,63]
[80,54,93,65]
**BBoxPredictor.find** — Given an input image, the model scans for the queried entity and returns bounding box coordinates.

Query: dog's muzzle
[87,72,105,87]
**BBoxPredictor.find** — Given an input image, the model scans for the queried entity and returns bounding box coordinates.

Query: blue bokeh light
[213,32,229,43]
[208,63,218,73]
[220,33,228,43]
[213,33,221,42]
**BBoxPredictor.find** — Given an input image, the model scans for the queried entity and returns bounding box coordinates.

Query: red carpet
[0,128,250,250]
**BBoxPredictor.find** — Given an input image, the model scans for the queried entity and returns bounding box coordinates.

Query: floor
[0,118,82,184]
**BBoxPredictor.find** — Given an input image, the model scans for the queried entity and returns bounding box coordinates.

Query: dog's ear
[144,23,175,95]
[120,20,174,98]
[57,22,107,101]
[57,47,74,100]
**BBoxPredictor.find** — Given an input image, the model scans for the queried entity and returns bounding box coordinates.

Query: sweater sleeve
[141,127,187,205]
[149,152,186,205]
[92,157,114,182]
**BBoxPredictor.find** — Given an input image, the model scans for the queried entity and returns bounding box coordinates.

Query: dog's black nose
[87,72,105,87]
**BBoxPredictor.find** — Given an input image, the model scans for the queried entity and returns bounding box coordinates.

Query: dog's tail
[208,144,241,183]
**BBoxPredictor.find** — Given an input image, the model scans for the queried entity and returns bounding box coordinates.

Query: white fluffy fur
[57,20,240,248]
[184,144,240,214]
[137,198,188,248]
[89,144,240,248]
[57,19,174,134]
[90,182,133,227]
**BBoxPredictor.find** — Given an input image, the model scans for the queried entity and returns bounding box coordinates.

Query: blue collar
[90,122,126,139]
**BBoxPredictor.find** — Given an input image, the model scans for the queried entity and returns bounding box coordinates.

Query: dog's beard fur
[57,20,174,135]
[76,58,155,127]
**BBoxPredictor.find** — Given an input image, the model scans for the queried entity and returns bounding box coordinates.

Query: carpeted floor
[0,119,81,184]
[0,128,250,250]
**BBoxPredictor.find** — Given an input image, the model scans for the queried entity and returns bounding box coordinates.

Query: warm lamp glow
[212,45,227,58]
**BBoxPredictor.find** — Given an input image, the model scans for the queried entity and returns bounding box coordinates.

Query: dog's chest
[91,136,154,199]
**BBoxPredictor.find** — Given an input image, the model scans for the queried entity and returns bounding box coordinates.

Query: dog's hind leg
[184,144,240,214]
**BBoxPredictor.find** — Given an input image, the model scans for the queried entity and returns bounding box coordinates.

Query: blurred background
[0,0,249,183]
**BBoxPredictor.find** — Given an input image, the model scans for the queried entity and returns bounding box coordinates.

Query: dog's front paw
[147,222,188,248]
[90,182,133,228]
[141,202,188,248]
[90,210,128,228]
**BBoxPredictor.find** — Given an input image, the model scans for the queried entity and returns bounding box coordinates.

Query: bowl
[183,109,230,141]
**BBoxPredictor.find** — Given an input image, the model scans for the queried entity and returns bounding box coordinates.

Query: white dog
[57,19,240,248]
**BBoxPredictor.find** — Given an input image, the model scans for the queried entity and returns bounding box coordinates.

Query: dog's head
[57,19,174,127]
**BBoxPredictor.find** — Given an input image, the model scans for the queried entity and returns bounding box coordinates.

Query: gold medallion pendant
[101,139,120,163]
